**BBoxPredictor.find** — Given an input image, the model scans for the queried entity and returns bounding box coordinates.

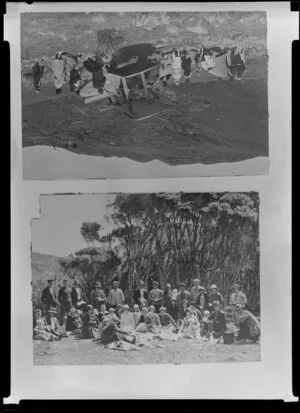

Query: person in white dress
[120,304,135,333]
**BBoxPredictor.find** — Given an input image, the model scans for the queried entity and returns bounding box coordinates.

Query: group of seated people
[33,278,260,345]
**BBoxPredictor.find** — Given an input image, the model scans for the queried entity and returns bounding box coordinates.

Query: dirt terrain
[33,335,260,366]
[22,58,268,166]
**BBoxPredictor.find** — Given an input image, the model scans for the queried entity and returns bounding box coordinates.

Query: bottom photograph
[31,192,261,365]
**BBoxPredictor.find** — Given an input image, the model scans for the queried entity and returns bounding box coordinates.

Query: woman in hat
[208,285,224,308]
[235,304,260,343]
[120,304,135,333]
[132,304,141,329]
[81,304,98,339]
[229,283,248,325]
[149,281,164,313]
[107,307,121,326]
[45,307,61,336]
[33,309,60,341]
[176,282,191,320]
[159,307,178,333]
[180,308,201,339]
[196,287,209,315]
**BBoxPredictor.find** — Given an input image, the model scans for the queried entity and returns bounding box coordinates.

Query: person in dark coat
[41,279,58,312]
[181,50,192,83]
[58,279,73,326]
[196,288,209,315]
[176,282,191,320]
[149,281,164,313]
[71,280,86,309]
[163,283,173,312]
[133,280,148,306]
[65,307,80,333]
[81,305,99,339]
[31,59,44,93]
[168,297,179,322]
[69,68,81,92]
[210,301,227,339]
[90,281,106,311]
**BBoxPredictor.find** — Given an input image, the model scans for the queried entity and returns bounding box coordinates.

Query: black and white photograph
[21,10,269,179]
[31,192,260,365]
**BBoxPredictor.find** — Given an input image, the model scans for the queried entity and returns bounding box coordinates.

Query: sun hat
[112,280,119,284]
[95,281,101,286]
[179,282,186,287]
[210,284,217,290]
[86,304,93,310]
[166,283,171,288]
[109,307,115,312]
[213,300,221,307]
[47,307,57,314]
[159,307,166,312]
[153,281,159,286]
[193,278,200,282]
[204,310,210,316]
[70,307,77,313]
[123,304,129,310]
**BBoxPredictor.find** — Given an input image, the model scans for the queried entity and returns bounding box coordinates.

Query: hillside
[31,251,68,305]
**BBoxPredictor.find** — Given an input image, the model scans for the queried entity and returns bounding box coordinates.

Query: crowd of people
[34,277,260,346]
[29,45,245,98]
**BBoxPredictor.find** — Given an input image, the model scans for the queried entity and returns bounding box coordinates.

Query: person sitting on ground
[107,307,121,326]
[158,307,178,332]
[31,59,44,93]
[229,283,248,325]
[120,304,135,333]
[200,310,212,338]
[180,307,201,339]
[90,281,106,312]
[210,301,227,339]
[208,284,224,308]
[99,316,136,345]
[135,306,149,332]
[188,301,202,323]
[132,304,141,329]
[149,281,164,313]
[33,309,61,341]
[81,304,98,339]
[65,307,80,333]
[176,282,191,320]
[97,303,108,323]
[235,304,260,343]
[145,305,161,333]
[108,280,125,309]
[168,297,179,323]
[45,307,62,337]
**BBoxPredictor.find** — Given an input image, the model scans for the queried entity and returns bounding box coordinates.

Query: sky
[31,194,116,257]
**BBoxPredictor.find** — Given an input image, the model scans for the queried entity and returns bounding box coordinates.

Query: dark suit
[71,287,85,308]
[58,286,72,325]
[133,288,148,305]
[41,286,57,311]
[168,303,179,322]
[211,309,227,338]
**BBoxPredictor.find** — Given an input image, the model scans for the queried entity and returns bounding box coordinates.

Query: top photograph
[21,11,269,179]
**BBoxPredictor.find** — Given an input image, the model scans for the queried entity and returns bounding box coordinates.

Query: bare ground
[33,335,261,366]
[22,59,268,166]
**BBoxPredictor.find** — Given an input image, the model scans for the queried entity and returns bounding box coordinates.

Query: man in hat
[133,280,148,306]
[176,282,191,320]
[41,279,58,313]
[208,284,224,308]
[190,278,206,303]
[71,280,86,309]
[210,301,227,339]
[90,281,106,311]
[45,307,61,336]
[149,281,164,313]
[229,283,248,325]
[108,280,124,309]
[58,279,73,326]
[235,304,260,343]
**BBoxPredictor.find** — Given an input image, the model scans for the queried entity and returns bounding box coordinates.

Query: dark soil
[22,59,268,165]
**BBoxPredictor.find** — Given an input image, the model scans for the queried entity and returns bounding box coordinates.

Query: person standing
[163,283,173,312]
[90,281,106,311]
[172,49,182,86]
[229,283,248,325]
[108,280,125,309]
[168,297,179,323]
[50,55,67,95]
[133,280,148,306]
[181,50,192,83]
[41,279,58,313]
[196,288,209,315]
[71,280,86,309]
[176,282,191,320]
[31,59,44,93]
[149,281,164,313]
[190,278,206,304]
[58,279,73,326]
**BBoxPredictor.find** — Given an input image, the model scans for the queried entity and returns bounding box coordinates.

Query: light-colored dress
[120,311,135,333]
[181,315,201,339]
[172,53,182,84]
